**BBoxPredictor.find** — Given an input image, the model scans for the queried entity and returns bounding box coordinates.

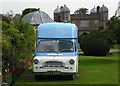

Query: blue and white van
[33,22,78,80]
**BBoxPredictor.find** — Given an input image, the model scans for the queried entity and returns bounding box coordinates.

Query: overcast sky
[0,0,120,19]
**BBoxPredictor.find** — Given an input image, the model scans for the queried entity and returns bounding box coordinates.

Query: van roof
[37,22,78,39]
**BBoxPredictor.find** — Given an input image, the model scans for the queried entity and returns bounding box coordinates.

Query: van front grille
[43,61,65,68]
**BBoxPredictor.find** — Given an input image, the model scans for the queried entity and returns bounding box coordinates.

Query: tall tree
[2,19,35,63]
[74,8,88,14]
[106,16,120,44]
[2,16,35,86]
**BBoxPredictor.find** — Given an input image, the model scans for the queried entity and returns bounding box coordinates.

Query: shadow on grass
[18,69,73,82]
[35,75,73,81]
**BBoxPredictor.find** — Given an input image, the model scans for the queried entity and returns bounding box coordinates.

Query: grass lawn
[15,52,119,86]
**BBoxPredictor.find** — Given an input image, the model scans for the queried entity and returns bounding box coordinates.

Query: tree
[106,16,120,44]
[20,8,39,19]
[2,16,35,86]
[2,20,35,62]
[79,29,115,56]
[74,8,88,14]
[13,14,21,22]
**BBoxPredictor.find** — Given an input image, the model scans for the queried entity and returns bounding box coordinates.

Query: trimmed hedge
[79,31,114,56]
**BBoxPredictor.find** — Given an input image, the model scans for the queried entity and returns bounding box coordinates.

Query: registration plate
[47,71,61,75]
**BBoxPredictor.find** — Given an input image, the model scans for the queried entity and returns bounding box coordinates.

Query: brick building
[53,4,108,36]
[54,5,71,22]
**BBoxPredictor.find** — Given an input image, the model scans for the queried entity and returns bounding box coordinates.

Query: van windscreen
[36,40,74,53]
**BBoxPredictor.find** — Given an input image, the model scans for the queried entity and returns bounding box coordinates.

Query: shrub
[19,59,32,69]
[79,30,115,56]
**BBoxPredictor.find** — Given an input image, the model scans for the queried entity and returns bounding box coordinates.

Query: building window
[94,20,99,24]
[80,20,89,28]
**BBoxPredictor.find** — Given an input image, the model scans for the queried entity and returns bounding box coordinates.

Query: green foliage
[2,16,35,85]
[79,30,115,56]
[14,20,35,59]
[13,14,21,22]
[2,15,10,23]
[21,8,39,19]
[2,19,35,65]
[74,8,88,14]
[106,16,120,44]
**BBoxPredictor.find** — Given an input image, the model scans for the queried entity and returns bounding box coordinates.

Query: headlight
[34,59,39,64]
[69,59,75,65]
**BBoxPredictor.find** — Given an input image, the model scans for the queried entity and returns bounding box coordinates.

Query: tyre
[68,75,74,80]
[35,75,40,80]
[35,75,44,80]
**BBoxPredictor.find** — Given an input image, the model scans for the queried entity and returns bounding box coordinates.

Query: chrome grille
[43,61,64,68]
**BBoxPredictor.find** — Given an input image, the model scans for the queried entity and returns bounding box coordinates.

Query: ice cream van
[33,22,78,80]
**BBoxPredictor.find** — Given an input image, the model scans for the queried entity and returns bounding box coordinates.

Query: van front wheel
[68,75,74,80]
[35,75,43,80]
[35,75,40,80]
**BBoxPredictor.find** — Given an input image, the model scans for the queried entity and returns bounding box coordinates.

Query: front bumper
[33,67,77,75]
[33,70,76,75]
